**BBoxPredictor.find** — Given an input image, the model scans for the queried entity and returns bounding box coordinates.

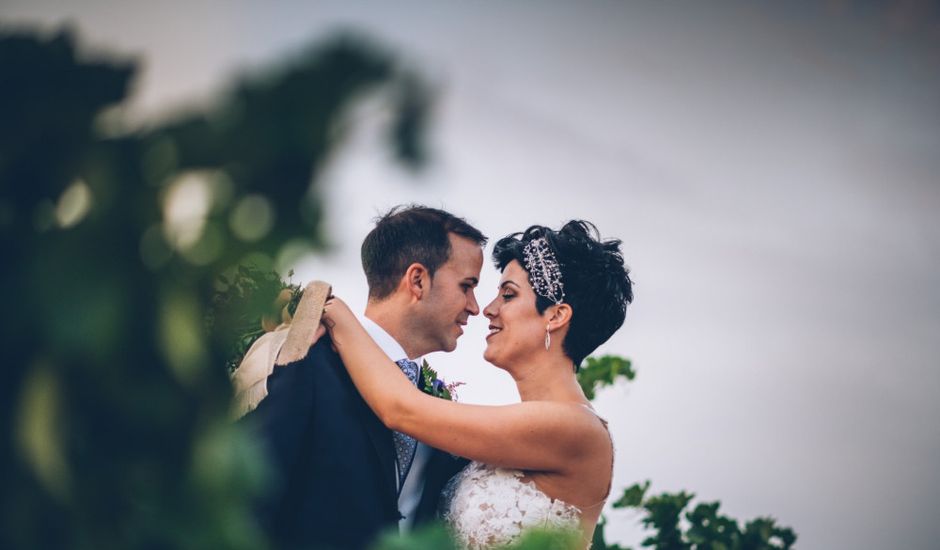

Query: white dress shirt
[360,315,433,533]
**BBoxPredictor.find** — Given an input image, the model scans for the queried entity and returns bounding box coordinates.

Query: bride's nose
[483,298,498,319]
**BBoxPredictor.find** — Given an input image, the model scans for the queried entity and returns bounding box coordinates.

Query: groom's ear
[403,263,431,300]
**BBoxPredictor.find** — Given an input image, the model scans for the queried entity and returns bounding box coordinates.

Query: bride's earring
[544,324,551,350]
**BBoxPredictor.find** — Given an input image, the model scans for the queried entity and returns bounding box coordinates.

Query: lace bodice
[441,461,582,549]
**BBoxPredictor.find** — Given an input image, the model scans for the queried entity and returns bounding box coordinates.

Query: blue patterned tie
[393,359,419,491]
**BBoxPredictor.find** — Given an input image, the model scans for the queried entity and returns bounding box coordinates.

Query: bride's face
[482,260,549,368]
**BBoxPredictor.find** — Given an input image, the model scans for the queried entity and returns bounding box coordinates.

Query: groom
[242,205,486,550]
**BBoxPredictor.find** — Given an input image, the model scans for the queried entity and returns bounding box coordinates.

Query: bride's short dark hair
[492,221,633,370]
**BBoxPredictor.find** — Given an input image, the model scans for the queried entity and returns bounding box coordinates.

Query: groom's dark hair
[362,205,487,300]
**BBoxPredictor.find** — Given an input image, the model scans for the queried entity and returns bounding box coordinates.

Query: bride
[321,221,633,549]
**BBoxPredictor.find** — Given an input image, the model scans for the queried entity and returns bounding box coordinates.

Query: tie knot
[396,359,419,386]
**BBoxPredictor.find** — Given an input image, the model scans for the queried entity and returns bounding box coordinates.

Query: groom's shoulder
[278,336,342,373]
[288,337,350,386]
[305,336,341,362]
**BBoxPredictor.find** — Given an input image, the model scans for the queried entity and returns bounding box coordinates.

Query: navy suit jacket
[240,338,467,550]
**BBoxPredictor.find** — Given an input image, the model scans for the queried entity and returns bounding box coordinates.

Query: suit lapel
[357,397,397,494]
[322,351,398,512]
[349,375,399,502]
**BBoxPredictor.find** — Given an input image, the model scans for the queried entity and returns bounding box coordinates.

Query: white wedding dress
[440,461,584,549]
[440,405,612,549]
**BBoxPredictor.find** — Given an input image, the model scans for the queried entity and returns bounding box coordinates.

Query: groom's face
[417,233,484,353]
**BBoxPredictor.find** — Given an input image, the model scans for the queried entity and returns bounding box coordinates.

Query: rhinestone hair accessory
[522,237,565,305]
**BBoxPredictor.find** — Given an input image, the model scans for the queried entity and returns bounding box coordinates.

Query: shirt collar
[359,314,421,364]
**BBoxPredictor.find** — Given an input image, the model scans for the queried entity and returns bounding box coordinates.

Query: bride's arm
[323,297,605,473]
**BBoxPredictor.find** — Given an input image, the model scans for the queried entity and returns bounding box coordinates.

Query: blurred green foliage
[370,523,583,550]
[370,523,458,550]
[0,26,429,549]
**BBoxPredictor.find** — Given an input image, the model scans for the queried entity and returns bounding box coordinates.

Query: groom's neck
[364,298,422,359]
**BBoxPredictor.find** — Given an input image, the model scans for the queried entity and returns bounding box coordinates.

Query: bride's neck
[511,355,583,403]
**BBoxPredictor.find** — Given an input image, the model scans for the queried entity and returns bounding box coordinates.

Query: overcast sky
[5,1,939,548]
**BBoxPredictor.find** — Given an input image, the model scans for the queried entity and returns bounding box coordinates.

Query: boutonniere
[419,359,465,402]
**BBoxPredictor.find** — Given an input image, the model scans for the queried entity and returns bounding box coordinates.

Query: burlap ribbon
[230,280,332,419]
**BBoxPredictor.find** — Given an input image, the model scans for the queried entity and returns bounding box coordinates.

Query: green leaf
[591,516,632,550]
[613,480,650,509]
[577,354,635,401]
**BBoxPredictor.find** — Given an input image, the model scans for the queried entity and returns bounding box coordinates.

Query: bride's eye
[501,293,514,301]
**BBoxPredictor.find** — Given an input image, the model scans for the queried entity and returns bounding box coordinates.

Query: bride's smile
[482,260,555,368]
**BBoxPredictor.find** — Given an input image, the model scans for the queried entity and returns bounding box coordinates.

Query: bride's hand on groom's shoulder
[320,296,367,354]
[320,296,353,340]
[311,296,338,351]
